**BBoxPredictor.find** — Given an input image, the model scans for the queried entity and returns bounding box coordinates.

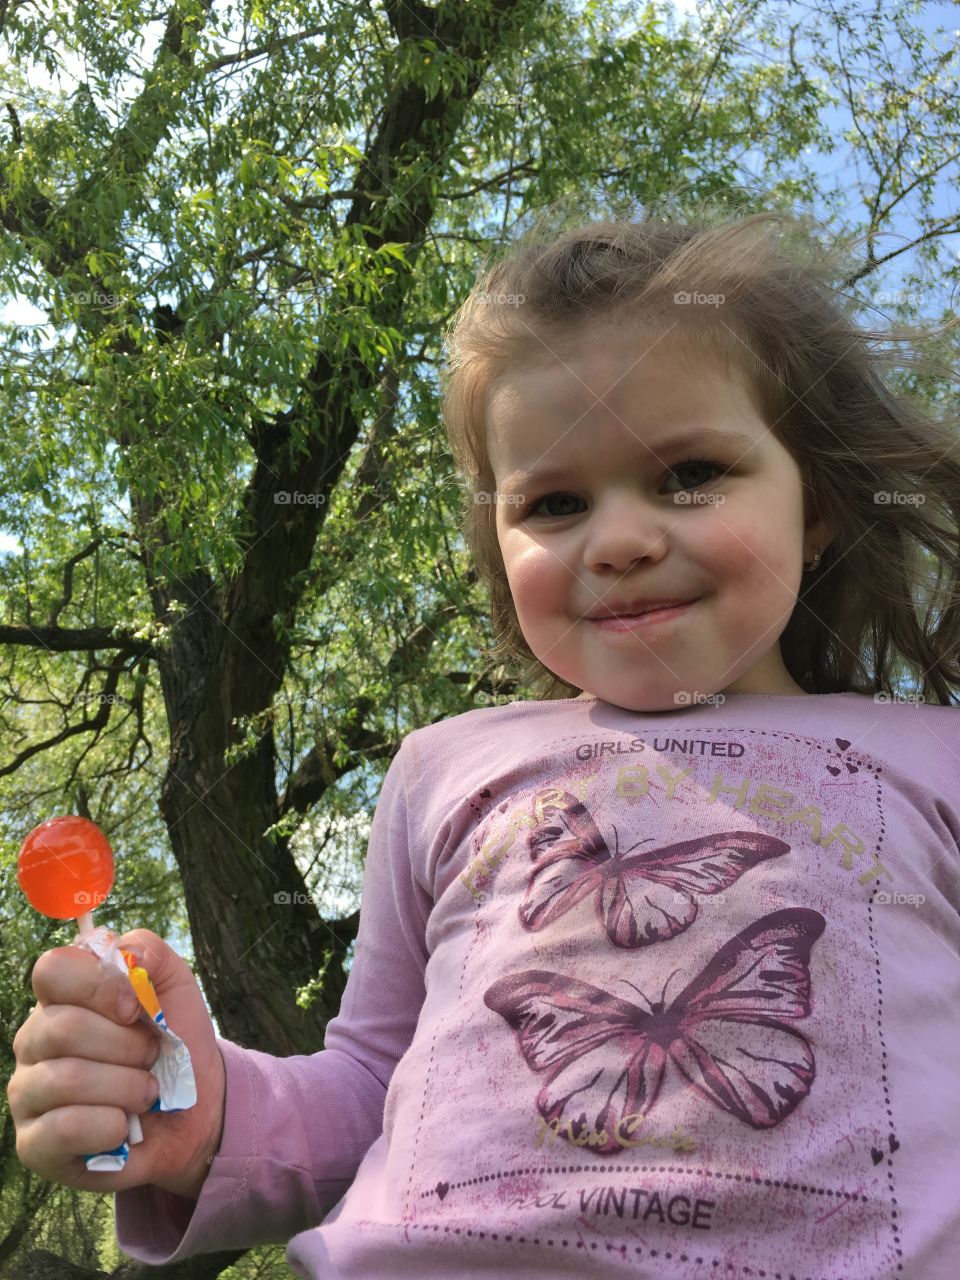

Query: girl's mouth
[587,601,696,630]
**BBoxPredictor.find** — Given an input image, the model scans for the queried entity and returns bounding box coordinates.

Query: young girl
[11,209,960,1279]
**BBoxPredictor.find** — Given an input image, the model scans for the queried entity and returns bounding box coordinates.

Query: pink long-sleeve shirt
[115,691,960,1278]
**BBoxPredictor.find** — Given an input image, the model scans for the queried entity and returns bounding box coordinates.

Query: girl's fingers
[30,945,138,1024]
[9,1055,159,1123]
[15,1099,202,1196]
[14,1002,159,1070]
[15,1103,132,1181]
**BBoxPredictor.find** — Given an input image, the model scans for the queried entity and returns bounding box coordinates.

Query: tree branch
[0,661,125,778]
[440,159,541,200]
[46,538,103,627]
[281,597,462,816]
[843,211,960,287]
[0,624,155,656]
[281,716,397,818]
[199,22,334,73]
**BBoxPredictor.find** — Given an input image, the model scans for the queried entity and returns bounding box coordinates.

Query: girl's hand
[7,928,225,1200]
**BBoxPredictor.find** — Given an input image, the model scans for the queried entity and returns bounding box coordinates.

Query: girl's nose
[582,494,671,572]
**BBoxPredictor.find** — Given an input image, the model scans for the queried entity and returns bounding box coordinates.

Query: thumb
[115,927,182,987]
[114,928,210,1035]
[107,930,225,1195]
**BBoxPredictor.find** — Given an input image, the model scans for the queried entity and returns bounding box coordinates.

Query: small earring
[804,547,822,571]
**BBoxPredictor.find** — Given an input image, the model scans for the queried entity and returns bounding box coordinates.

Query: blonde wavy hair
[439,203,960,705]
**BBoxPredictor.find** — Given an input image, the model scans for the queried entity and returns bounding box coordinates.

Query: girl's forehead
[486,324,740,408]
[486,335,754,434]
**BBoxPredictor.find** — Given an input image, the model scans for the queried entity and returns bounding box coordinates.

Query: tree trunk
[159,717,353,1051]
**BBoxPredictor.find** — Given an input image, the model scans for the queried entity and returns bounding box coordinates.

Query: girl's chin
[575,688,709,713]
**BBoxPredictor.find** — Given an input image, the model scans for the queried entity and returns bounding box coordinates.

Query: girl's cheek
[745,532,800,592]
[715,510,780,562]
[514,562,568,623]
[684,516,737,568]
[511,538,557,578]
[504,548,545,600]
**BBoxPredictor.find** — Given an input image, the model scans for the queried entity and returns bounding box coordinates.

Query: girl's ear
[804,507,835,559]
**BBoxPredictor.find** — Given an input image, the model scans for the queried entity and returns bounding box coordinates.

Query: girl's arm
[114,736,429,1263]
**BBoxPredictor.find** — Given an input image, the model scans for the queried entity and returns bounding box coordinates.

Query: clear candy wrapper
[72,924,197,1172]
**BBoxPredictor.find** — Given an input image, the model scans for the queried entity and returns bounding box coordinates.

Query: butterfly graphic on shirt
[485,908,825,1154]
[520,789,791,947]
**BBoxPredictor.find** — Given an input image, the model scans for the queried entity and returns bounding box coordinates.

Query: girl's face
[485,324,833,712]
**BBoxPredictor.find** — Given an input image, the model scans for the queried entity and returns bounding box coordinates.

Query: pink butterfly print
[484,908,826,1153]
[520,790,790,947]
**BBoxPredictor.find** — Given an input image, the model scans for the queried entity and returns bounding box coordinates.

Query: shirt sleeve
[115,735,430,1263]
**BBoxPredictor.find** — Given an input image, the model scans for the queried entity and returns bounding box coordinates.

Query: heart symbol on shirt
[871,1147,884,1165]
[833,739,859,772]
[435,1181,449,1201]
[889,1135,900,1154]
[827,762,860,776]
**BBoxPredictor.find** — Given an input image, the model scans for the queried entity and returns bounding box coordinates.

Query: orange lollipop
[16,815,177,1172]
[17,816,114,926]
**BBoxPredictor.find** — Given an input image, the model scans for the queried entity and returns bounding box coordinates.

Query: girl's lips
[587,600,696,630]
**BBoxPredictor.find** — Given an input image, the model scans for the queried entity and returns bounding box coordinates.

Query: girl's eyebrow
[497,427,759,493]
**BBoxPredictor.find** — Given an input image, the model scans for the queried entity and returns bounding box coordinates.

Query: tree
[0,0,956,1275]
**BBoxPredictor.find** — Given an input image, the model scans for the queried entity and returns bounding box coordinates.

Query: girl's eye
[662,457,725,492]
[526,493,584,518]
[523,459,726,518]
